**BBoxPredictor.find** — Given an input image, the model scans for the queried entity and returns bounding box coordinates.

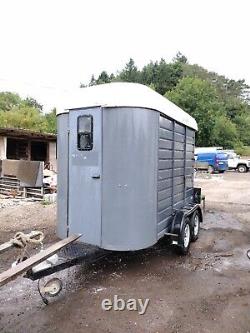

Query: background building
[0,128,57,171]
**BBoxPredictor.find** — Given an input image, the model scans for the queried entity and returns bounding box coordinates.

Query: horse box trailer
[0,82,203,301]
[57,83,203,255]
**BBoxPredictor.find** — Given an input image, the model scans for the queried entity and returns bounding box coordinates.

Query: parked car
[226,152,250,173]
[194,151,228,173]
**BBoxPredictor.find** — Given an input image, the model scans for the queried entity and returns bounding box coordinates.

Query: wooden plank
[0,234,81,287]
[0,184,20,189]
[0,242,13,254]
[0,231,42,254]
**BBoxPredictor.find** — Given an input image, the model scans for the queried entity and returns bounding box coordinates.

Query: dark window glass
[77,115,93,150]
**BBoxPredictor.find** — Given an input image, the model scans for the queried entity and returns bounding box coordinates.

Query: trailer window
[77,115,93,150]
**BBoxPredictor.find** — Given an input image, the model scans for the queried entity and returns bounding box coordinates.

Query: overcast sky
[0,0,249,112]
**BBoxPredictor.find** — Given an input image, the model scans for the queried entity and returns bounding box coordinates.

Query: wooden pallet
[0,176,47,199]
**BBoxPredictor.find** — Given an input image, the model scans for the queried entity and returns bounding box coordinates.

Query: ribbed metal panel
[157,116,174,234]
[157,115,195,237]
[185,126,195,204]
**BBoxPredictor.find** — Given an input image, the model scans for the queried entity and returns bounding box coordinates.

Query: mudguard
[171,204,203,237]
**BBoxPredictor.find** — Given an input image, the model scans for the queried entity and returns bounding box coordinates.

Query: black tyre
[237,164,247,173]
[190,210,200,242]
[176,217,191,255]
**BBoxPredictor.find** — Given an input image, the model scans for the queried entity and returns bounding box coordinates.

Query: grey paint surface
[68,108,102,246]
[101,108,158,250]
[57,113,69,239]
[57,107,195,251]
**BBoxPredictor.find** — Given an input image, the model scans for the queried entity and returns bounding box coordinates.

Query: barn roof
[0,127,56,140]
[56,82,198,130]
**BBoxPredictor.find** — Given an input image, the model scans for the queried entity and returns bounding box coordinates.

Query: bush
[234,145,250,157]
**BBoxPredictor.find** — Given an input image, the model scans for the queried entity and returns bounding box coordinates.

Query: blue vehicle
[195,151,228,173]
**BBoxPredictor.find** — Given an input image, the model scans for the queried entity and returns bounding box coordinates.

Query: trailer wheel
[176,217,191,255]
[190,210,200,242]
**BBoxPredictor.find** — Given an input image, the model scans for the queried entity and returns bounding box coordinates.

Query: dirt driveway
[0,172,250,333]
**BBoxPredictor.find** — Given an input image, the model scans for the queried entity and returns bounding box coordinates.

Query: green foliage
[1,53,249,149]
[173,51,188,64]
[212,116,238,149]
[234,145,250,157]
[0,105,47,132]
[0,91,56,133]
[166,77,225,146]
[87,71,115,86]
[141,59,183,95]
[118,58,141,83]
[182,63,249,101]
[23,97,43,111]
[85,54,250,149]
[233,112,250,146]
[0,92,21,111]
[166,76,250,148]
[45,108,57,134]
[85,56,184,95]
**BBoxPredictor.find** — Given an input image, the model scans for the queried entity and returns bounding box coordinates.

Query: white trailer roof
[57,82,198,130]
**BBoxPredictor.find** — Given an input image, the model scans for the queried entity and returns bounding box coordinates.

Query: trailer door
[68,108,102,246]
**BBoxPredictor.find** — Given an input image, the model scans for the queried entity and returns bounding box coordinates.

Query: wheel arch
[171,205,203,236]
[193,205,203,222]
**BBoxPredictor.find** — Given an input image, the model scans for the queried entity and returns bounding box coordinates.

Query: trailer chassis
[0,189,205,304]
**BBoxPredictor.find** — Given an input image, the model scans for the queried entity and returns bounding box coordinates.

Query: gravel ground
[0,172,250,333]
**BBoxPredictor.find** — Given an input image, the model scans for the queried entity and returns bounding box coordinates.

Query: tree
[109,73,115,81]
[0,93,57,133]
[140,59,183,95]
[166,77,225,146]
[45,108,57,133]
[233,112,250,146]
[86,71,116,87]
[96,71,111,84]
[82,55,250,150]
[173,51,188,64]
[0,105,47,132]
[0,92,21,111]
[212,116,238,148]
[182,63,249,101]
[154,59,183,95]
[118,58,141,82]
[140,61,157,86]
[23,97,43,111]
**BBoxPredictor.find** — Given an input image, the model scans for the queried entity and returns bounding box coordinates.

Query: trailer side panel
[101,107,158,251]
[157,116,195,239]
[157,116,174,238]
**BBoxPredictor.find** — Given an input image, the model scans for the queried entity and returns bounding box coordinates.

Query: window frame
[77,115,93,151]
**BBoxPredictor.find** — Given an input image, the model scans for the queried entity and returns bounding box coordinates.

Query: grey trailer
[57,83,203,255]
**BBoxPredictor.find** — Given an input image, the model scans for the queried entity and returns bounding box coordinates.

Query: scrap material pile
[0,159,57,199]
